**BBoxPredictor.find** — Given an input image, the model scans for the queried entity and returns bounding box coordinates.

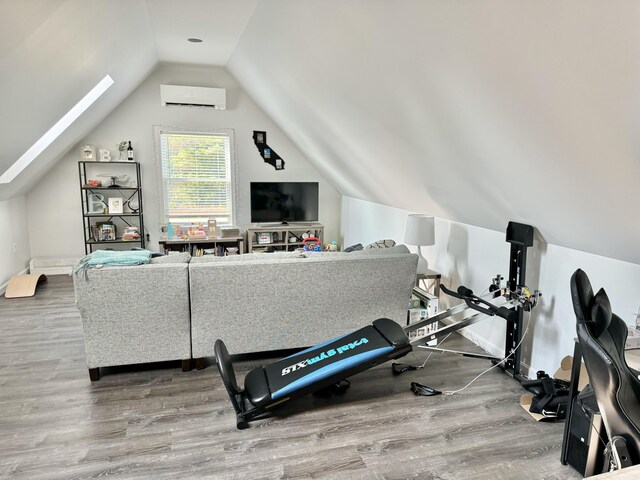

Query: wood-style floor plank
[0,275,580,479]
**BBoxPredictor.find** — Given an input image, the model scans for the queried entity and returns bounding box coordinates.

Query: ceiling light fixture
[0,74,114,184]
[187,37,203,43]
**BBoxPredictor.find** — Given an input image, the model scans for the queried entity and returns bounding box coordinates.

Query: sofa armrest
[73,263,191,368]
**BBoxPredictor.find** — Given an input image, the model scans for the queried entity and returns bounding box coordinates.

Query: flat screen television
[250,182,319,223]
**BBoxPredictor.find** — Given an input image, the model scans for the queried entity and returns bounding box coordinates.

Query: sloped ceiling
[0,0,156,200]
[227,0,640,264]
[2,0,639,264]
[0,0,257,201]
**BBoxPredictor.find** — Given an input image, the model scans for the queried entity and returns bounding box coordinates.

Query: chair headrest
[571,269,613,338]
[590,288,613,338]
[570,269,594,324]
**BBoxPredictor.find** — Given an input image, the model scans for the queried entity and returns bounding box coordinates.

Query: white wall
[342,196,640,377]
[0,196,31,290]
[229,0,640,265]
[27,63,342,257]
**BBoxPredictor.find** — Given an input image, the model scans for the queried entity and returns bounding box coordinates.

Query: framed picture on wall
[253,130,266,145]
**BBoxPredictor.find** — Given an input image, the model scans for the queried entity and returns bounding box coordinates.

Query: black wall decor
[253,130,284,170]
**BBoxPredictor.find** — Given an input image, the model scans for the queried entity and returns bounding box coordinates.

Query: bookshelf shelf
[78,161,145,254]
[158,236,245,257]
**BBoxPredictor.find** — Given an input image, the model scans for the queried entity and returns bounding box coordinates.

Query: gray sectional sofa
[189,246,418,359]
[73,254,192,380]
[74,246,418,379]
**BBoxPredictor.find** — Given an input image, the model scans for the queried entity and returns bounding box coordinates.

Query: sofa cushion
[190,246,411,266]
[348,244,410,256]
[74,262,191,369]
[188,246,419,356]
[150,252,191,264]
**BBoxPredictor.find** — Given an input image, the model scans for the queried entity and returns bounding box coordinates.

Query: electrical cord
[443,308,533,396]
[416,283,489,371]
[416,333,452,369]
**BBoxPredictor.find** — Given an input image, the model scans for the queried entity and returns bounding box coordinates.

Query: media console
[246,223,324,253]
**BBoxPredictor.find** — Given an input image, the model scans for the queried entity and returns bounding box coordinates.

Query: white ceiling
[1,0,639,264]
[146,0,259,65]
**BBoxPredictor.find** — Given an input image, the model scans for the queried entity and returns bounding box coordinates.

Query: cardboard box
[626,327,640,349]
[408,297,439,346]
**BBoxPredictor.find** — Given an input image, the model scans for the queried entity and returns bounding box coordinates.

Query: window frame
[153,126,238,227]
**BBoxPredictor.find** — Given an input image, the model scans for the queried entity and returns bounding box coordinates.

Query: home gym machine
[214,222,541,428]
[407,221,538,384]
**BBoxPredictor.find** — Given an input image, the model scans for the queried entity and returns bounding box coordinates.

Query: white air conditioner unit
[160,85,226,110]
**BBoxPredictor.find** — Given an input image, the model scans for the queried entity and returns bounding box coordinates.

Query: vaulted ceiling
[1,0,639,263]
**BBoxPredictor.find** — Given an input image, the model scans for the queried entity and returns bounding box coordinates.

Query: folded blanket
[73,250,152,279]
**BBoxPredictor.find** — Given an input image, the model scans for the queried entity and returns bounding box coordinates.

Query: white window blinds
[160,132,233,224]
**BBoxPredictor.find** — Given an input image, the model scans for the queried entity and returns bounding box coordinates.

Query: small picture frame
[81,145,95,161]
[98,149,111,162]
[97,222,116,241]
[257,232,273,244]
[275,158,283,170]
[108,197,123,214]
[253,131,266,145]
[101,224,116,241]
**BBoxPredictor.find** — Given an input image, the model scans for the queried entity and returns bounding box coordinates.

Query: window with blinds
[159,132,234,224]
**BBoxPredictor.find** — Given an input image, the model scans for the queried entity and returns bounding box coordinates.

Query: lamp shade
[404,214,435,246]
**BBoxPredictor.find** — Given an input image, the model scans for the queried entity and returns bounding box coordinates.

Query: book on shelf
[192,245,226,257]
[122,226,140,241]
[95,222,116,241]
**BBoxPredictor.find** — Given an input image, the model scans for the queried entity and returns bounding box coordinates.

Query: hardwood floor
[0,275,580,479]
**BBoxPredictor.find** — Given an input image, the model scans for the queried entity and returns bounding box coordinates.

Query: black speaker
[565,387,606,477]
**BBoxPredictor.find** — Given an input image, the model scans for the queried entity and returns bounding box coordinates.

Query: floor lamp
[404,214,435,274]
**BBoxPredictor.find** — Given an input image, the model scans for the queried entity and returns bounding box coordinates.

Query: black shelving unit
[78,161,145,254]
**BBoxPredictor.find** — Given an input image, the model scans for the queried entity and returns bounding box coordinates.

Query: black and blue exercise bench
[215,286,538,429]
[215,318,412,429]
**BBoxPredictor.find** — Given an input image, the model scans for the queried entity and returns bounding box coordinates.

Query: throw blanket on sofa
[73,250,152,279]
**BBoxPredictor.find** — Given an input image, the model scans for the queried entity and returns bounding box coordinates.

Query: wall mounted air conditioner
[160,85,226,110]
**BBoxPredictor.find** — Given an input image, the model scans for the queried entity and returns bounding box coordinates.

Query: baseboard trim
[0,267,30,296]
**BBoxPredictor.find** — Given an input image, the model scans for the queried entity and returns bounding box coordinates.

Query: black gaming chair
[570,269,640,469]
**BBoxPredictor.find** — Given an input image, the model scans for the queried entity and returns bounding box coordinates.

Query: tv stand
[247,223,324,253]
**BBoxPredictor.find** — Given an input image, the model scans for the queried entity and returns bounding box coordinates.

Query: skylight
[0,74,115,184]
